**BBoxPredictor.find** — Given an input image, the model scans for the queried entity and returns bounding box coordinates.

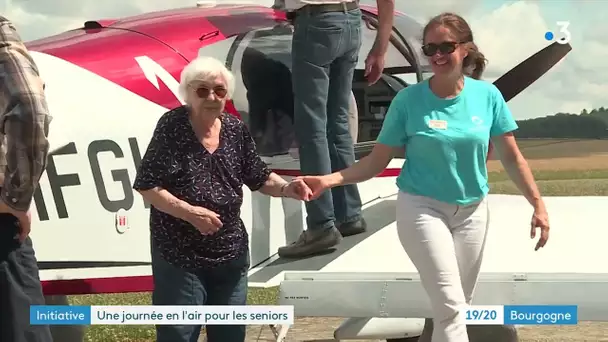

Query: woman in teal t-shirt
[296,12,550,342]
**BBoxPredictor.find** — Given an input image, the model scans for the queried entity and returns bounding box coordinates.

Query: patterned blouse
[133,106,271,269]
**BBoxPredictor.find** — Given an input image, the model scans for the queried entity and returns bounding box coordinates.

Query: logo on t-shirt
[470,116,486,132]
[429,119,448,130]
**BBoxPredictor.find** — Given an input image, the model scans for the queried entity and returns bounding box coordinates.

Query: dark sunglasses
[191,85,228,99]
[421,41,466,57]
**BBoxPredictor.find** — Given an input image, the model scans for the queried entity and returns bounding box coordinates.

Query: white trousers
[396,191,490,342]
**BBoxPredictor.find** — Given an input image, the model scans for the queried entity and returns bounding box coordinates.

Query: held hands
[531,205,550,251]
[282,178,313,201]
[292,175,332,201]
[184,178,324,235]
[184,178,314,236]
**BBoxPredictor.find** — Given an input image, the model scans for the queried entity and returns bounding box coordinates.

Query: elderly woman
[133,56,311,342]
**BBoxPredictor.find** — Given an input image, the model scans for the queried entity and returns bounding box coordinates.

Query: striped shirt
[0,16,52,211]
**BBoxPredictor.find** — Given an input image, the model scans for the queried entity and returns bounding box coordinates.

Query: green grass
[67,167,608,341]
[488,169,608,183]
[488,170,608,196]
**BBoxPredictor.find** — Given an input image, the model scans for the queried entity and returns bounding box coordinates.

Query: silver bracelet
[280,182,289,197]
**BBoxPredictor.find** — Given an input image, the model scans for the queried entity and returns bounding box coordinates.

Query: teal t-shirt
[376,76,518,205]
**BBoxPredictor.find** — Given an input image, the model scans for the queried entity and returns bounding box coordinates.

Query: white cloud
[558,101,592,115]
[580,82,608,99]
[571,40,608,74]
[471,1,550,78]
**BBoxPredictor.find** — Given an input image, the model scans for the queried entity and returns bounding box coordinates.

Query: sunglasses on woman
[421,41,466,57]
[191,84,228,99]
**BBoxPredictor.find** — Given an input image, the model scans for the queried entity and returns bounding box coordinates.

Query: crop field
[65,139,608,341]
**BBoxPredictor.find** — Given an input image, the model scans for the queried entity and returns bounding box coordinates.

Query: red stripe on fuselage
[42,276,153,295]
[25,6,285,113]
[26,21,225,111]
[273,168,401,178]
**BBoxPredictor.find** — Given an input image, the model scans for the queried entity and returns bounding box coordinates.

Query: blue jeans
[291,7,363,231]
[0,212,52,342]
[151,242,249,342]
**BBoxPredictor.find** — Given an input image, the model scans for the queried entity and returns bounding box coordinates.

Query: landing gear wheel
[386,338,418,342]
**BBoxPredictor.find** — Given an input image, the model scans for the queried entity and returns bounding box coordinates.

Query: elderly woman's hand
[184,206,223,235]
[294,175,333,200]
[283,179,312,201]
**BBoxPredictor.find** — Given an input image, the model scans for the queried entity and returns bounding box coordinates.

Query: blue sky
[4,0,607,119]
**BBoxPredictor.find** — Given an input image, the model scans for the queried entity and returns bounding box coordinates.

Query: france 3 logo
[544,21,571,44]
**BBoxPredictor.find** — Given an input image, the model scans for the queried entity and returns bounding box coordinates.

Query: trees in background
[515,107,608,139]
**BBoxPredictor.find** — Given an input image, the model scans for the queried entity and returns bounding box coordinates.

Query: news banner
[29,305,578,325]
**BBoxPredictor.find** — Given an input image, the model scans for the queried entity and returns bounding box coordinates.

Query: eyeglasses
[421,41,466,57]
[190,84,228,99]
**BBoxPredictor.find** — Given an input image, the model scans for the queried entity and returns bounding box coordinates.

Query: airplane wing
[275,194,608,321]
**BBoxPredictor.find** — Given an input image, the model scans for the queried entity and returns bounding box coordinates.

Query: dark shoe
[337,217,367,237]
[277,226,342,258]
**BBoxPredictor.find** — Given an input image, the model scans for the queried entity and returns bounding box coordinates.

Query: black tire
[387,338,419,342]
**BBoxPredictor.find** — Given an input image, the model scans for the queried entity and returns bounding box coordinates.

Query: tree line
[515,107,608,139]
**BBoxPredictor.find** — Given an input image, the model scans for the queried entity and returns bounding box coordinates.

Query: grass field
[66,139,608,341]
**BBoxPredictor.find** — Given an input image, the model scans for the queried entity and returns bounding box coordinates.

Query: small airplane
[25,1,608,342]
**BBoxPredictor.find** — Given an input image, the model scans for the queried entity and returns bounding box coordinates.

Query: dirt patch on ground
[488,139,608,172]
[515,139,608,160]
[488,155,608,172]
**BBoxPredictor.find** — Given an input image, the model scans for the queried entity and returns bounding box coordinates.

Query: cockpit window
[236,26,295,157]
[358,16,412,71]
[198,36,238,62]
[392,13,431,71]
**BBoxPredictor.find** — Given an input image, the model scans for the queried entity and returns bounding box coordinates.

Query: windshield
[392,12,431,72]
[357,16,411,71]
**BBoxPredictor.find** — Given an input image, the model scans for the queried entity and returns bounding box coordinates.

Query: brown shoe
[337,218,367,237]
[277,227,342,258]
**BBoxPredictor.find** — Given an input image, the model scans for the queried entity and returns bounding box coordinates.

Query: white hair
[178,56,235,104]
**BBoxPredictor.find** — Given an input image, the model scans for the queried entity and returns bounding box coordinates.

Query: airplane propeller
[492,41,572,102]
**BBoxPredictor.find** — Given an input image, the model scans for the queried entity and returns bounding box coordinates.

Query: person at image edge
[0,15,54,342]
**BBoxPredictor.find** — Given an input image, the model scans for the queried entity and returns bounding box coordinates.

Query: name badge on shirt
[429,119,448,130]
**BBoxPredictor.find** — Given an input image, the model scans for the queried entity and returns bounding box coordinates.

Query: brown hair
[423,12,487,79]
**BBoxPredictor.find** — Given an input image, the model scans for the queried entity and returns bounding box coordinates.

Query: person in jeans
[289,91,359,159]
[277,0,395,258]
[294,13,550,342]
[0,16,54,342]
[133,56,311,342]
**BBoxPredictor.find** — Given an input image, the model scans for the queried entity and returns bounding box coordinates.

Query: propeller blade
[492,41,572,102]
